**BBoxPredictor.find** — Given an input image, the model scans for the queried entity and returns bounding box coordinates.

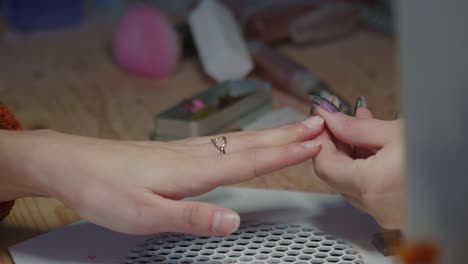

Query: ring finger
[177,115,325,156]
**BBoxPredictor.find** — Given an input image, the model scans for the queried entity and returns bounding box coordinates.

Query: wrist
[0,130,52,200]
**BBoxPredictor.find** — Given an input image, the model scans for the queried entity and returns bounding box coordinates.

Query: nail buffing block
[188,0,253,82]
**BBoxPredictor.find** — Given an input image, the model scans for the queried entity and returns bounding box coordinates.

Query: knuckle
[182,203,202,230]
[248,150,262,177]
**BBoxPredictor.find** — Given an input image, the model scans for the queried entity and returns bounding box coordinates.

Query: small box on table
[155,80,272,141]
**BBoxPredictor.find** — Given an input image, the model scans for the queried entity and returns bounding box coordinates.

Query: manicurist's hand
[0,115,324,236]
[312,104,404,229]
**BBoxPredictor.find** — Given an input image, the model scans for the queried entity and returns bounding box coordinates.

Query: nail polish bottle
[248,41,350,114]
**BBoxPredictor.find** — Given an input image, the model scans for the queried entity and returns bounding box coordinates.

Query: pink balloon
[113,4,181,79]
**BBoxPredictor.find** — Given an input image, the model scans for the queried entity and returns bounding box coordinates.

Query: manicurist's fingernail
[212,210,240,236]
[310,96,341,113]
[302,116,324,129]
[354,96,367,116]
[356,96,368,108]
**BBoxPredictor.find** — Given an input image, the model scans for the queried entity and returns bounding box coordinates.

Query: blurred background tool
[188,0,253,82]
[249,41,351,114]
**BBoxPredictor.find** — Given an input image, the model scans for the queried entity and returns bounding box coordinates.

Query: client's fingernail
[302,141,320,149]
[212,210,240,235]
[310,96,341,113]
[302,116,324,129]
[354,96,367,116]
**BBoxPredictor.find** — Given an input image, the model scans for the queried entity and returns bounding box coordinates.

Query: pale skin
[0,106,404,235]
[0,115,325,236]
[312,105,404,230]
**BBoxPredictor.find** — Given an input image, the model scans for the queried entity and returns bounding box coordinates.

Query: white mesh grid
[122,222,363,264]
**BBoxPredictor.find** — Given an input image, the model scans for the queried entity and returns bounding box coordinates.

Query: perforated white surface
[122,222,363,264]
[9,188,394,264]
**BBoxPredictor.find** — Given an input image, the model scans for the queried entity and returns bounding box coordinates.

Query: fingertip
[314,106,348,121]
[299,116,325,141]
[314,143,323,157]
[165,201,242,237]
[314,107,351,135]
[301,140,321,150]
[212,209,240,236]
[299,141,322,159]
[301,115,324,130]
[170,202,240,237]
[355,107,373,119]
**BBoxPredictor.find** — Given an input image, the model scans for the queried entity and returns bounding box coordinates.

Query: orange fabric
[399,241,440,264]
[0,103,22,222]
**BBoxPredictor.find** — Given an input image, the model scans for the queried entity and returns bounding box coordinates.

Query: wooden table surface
[0,22,397,263]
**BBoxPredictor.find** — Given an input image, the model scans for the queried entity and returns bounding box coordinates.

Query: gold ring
[211,136,227,155]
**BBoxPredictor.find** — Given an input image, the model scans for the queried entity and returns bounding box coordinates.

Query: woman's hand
[312,105,404,229]
[0,115,324,236]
